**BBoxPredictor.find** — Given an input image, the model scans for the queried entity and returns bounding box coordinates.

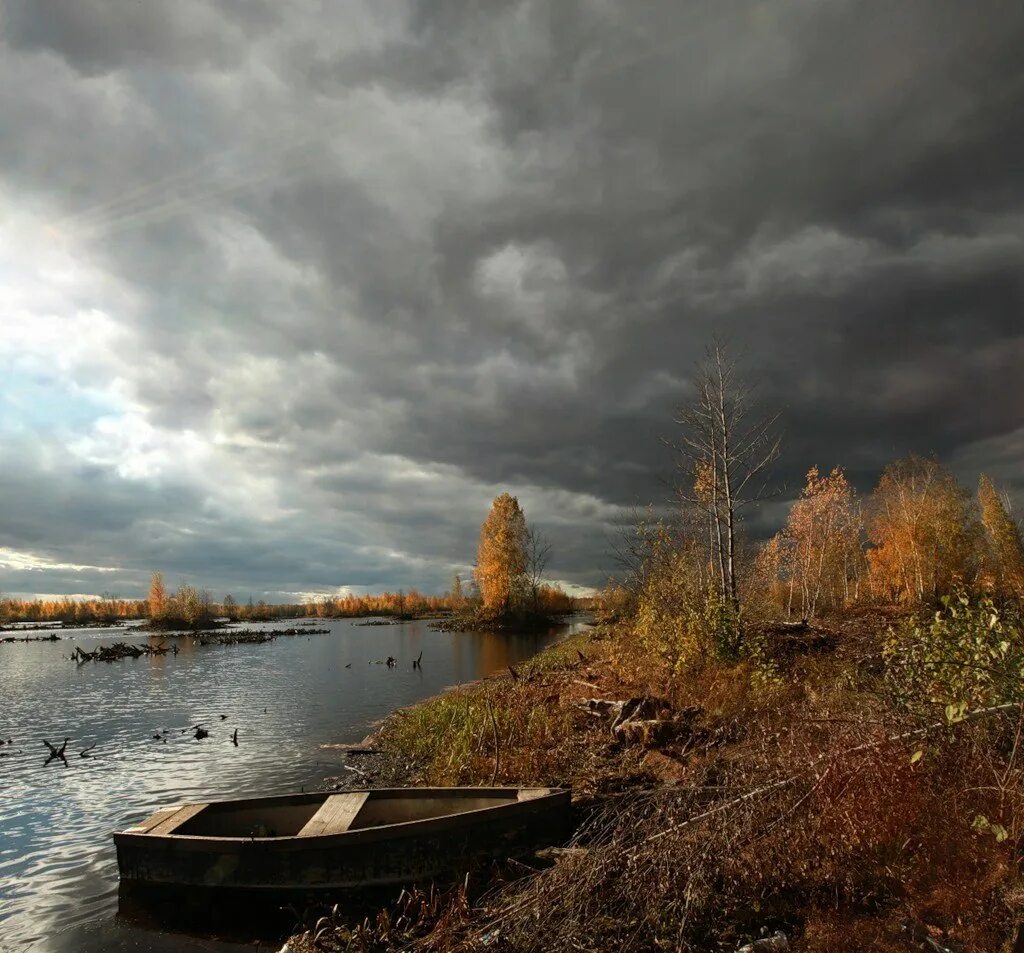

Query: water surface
[0,617,579,952]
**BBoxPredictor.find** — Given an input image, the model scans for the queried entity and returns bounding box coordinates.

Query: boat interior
[123,788,553,839]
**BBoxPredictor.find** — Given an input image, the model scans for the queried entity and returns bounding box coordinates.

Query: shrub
[634,538,739,673]
[884,591,1024,710]
[595,581,634,623]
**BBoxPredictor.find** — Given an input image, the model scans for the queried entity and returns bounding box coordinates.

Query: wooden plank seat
[124,803,208,836]
[518,788,552,802]
[298,792,369,837]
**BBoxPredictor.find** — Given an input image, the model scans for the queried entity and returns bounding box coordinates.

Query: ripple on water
[0,616,580,952]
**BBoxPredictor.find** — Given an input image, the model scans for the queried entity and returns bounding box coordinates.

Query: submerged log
[72,642,171,664]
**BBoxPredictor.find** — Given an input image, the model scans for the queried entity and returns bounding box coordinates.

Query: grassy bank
[289,605,1024,952]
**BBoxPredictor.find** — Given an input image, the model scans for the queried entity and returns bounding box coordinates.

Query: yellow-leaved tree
[867,456,980,602]
[978,474,1024,596]
[475,493,528,616]
[148,571,166,620]
[781,466,863,618]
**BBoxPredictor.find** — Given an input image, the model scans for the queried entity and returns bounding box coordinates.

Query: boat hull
[114,787,571,893]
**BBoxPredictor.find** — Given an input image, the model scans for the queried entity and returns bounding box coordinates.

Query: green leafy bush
[884,591,1024,709]
[634,535,739,673]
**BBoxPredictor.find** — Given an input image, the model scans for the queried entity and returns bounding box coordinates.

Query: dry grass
[376,630,659,792]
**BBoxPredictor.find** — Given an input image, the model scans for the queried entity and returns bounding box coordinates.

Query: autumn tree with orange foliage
[0,594,149,625]
[978,475,1024,596]
[867,455,981,602]
[772,466,863,619]
[475,493,529,616]
[148,571,167,620]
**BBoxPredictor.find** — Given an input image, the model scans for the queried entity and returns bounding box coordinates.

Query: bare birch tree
[672,338,781,611]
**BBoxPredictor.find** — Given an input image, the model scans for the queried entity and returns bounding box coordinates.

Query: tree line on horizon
[0,496,580,627]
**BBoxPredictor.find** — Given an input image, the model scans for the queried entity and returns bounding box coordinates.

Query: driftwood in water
[43,738,69,766]
[64,627,330,662]
[72,642,171,664]
[0,622,68,632]
[196,627,329,646]
[72,642,165,663]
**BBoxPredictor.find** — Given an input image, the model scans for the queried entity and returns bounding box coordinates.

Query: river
[0,616,582,952]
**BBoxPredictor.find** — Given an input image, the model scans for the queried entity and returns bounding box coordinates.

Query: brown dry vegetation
[289,602,1024,953]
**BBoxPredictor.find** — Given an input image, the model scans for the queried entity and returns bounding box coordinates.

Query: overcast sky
[1,1,1022,602]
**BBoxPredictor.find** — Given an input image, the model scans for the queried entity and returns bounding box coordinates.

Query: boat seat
[298,792,369,837]
[517,788,552,801]
[130,803,209,836]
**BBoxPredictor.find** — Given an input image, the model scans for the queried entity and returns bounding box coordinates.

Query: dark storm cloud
[2,0,280,73]
[0,0,1022,599]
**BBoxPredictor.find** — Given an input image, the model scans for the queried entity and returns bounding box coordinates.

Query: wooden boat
[114,787,570,894]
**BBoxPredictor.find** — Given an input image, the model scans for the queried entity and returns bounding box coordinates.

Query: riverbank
[313,624,592,792]
[430,610,577,634]
[288,607,1024,952]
